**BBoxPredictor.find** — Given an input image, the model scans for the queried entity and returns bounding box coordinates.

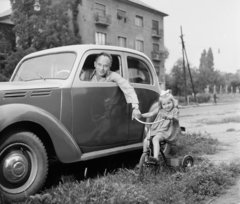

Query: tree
[199,49,207,70]
[206,48,214,70]
[166,58,200,96]
[198,47,218,92]
[10,0,81,50]
[3,0,81,78]
[3,47,36,78]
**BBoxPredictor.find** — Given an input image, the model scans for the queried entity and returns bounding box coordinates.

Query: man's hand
[132,109,141,120]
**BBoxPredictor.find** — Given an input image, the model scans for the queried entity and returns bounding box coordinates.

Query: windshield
[12,52,76,81]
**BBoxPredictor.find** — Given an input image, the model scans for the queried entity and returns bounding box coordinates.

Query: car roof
[24,44,148,59]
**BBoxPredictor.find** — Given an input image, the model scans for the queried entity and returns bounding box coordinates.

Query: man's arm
[109,72,141,119]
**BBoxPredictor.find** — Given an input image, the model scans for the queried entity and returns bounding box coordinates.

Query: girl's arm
[166,108,179,120]
[141,111,155,118]
[141,107,158,118]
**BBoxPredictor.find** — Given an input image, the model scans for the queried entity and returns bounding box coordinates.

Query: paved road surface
[179,103,240,204]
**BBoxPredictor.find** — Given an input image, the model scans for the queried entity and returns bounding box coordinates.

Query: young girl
[141,90,181,164]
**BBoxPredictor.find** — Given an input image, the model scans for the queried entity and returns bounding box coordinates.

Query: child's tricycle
[135,117,194,178]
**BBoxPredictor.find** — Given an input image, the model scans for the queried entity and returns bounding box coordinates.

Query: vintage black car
[0,45,161,202]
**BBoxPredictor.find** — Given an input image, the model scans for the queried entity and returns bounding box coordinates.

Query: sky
[140,0,240,74]
[0,0,239,74]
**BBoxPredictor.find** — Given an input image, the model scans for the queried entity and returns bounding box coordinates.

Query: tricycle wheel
[138,152,159,180]
[138,152,147,179]
[182,155,194,170]
[0,131,48,203]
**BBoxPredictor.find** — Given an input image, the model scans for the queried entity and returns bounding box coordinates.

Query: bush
[175,93,211,105]
[196,93,211,103]
[0,73,9,82]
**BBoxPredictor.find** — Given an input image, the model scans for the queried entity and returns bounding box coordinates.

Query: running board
[80,143,143,161]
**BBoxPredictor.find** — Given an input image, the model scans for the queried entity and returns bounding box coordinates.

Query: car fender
[0,104,82,163]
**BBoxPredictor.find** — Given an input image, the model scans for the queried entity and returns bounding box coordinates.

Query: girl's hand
[163,115,168,120]
[163,115,173,120]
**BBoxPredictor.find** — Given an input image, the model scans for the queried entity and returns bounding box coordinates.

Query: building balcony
[151,29,163,38]
[94,13,111,26]
[0,41,11,54]
[151,51,165,61]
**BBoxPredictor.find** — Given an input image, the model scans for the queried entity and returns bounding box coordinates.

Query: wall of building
[76,0,167,89]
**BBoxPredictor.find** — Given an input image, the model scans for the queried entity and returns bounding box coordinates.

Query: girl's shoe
[147,156,159,164]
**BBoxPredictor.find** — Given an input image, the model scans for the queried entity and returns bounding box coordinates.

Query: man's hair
[95,52,112,66]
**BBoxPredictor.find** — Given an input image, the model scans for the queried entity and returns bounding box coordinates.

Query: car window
[12,52,76,81]
[127,56,152,85]
[80,54,121,81]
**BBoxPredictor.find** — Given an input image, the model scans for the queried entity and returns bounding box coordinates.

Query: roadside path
[180,103,240,204]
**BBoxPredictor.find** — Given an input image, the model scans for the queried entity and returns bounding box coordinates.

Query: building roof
[126,0,168,16]
[0,8,12,18]
[0,8,13,25]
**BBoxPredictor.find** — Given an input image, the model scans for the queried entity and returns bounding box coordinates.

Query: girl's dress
[150,107,181,144]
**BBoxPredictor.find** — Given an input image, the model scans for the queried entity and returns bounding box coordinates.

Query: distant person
[213,93,218,105]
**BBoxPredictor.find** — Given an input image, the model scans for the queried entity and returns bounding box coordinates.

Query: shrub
[175,93,211,105]
[195,93,211,103]
[0,73,9,82]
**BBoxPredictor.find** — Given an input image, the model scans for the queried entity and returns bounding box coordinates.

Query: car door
[123,52,160,143]
[72,50,130,153]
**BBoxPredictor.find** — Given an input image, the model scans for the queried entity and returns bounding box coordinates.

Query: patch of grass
[170,132,219,162]
[226,128,236,132]
[197,116,240,125]
[14,133,240,204]
[15,161,240,204]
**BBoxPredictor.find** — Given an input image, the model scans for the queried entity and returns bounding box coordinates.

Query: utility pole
[180,27,187,104]
[180,26,197,104]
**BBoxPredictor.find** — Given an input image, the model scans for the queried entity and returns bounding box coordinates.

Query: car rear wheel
[0,131,48,203]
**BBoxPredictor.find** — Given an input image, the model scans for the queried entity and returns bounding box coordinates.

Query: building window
[152,20,159,34]
[118,37,126,47]
[117,9,127,22]
[154,66,160,76]
[136,40,144,52]
[135,15,143,27]
[95,3,106,17]
[153,43,159,52]
[95,32,106,45]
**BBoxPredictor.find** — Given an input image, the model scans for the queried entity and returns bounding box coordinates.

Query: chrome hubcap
[0,143,38,194]
[3,152,28,183]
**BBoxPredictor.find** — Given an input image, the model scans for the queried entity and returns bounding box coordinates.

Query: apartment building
[0,0,168,88]
[75,0,168,88]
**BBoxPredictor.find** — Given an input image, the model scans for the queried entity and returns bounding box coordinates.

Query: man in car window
[92,52,141,119]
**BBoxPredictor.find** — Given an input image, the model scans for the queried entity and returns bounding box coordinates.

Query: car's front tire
[0,131,48,203]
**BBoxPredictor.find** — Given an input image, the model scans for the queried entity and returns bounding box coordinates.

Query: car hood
[0,81,63,91]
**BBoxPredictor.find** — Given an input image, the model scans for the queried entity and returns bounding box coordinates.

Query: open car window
[80,54,121,81]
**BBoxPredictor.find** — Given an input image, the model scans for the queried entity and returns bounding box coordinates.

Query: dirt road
[180,103,240,204]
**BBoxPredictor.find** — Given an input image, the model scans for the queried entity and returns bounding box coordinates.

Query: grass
[197,116,240,125]
[10,131,240,204]
[179,93,240,106]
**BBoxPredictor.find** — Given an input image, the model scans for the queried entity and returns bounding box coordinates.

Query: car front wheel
[0,131,48,203]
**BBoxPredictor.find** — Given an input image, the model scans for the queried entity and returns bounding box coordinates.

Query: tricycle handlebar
[134,117,164,125]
